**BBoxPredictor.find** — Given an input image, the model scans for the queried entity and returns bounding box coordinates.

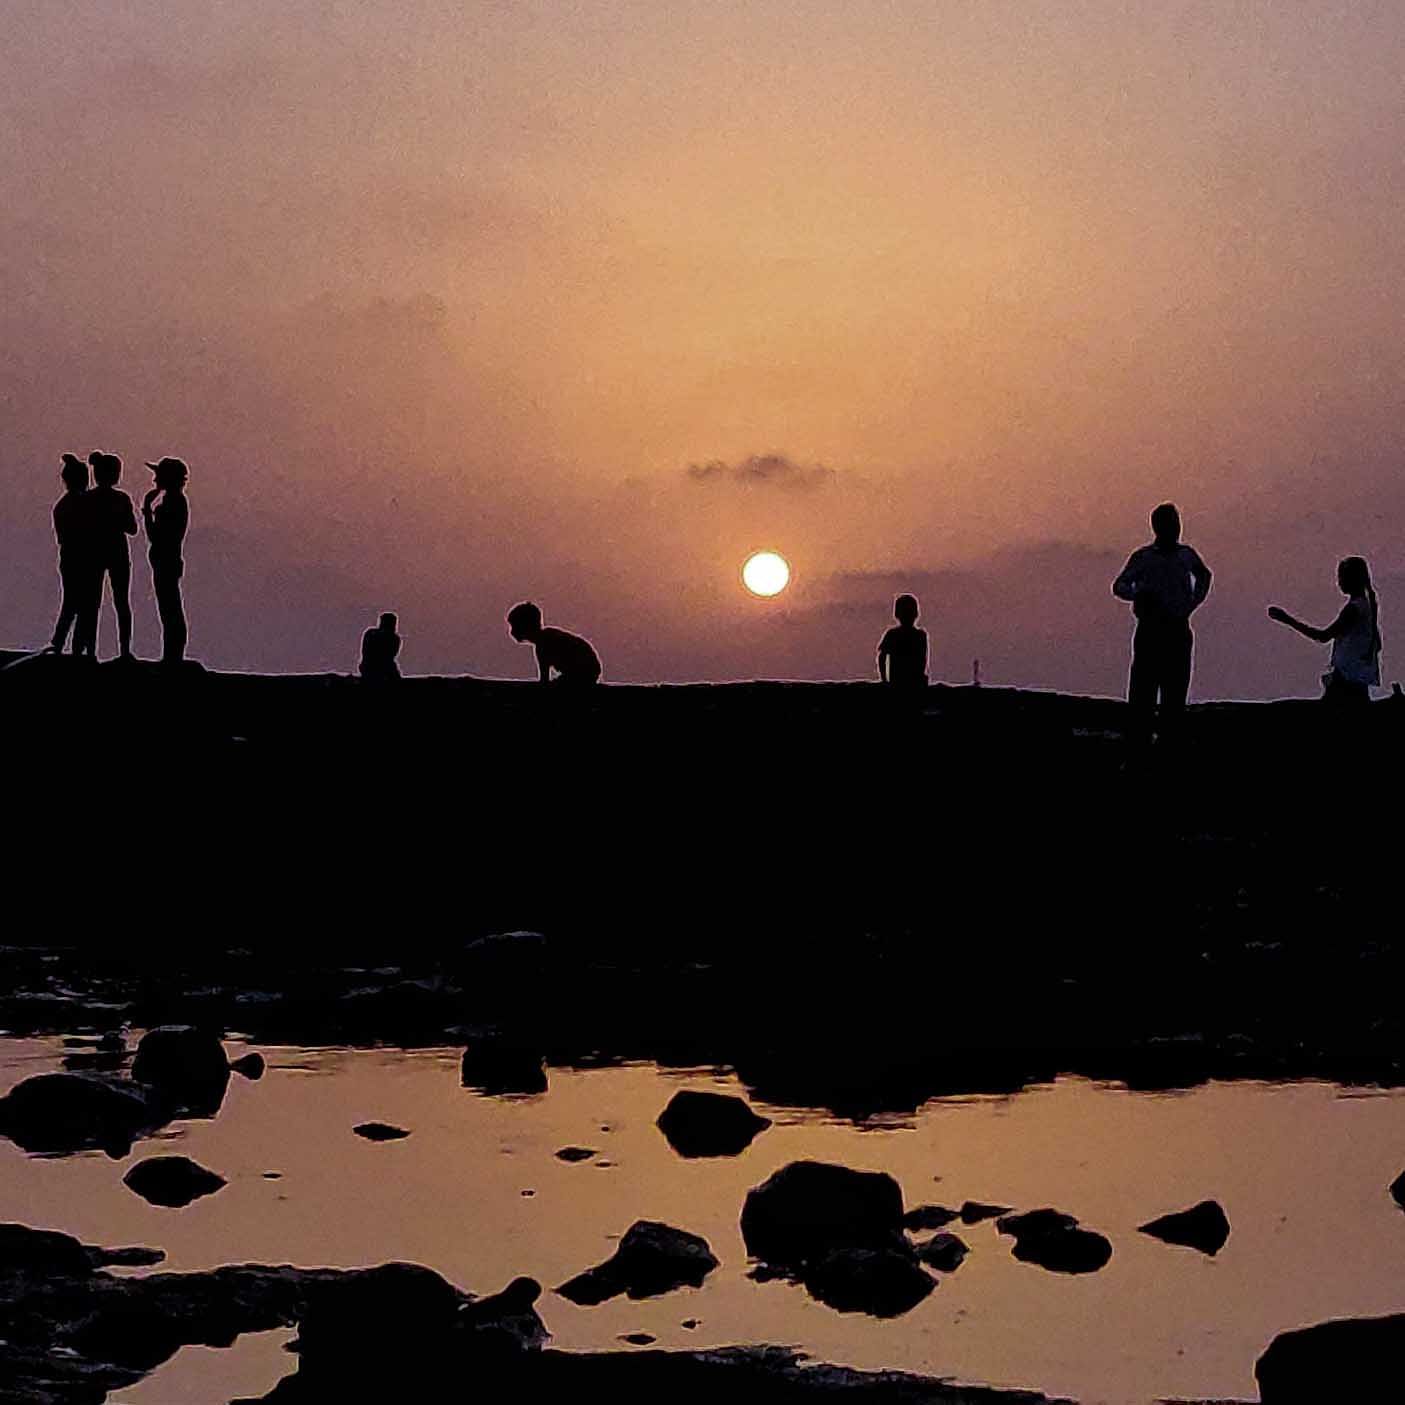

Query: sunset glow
[742,551,790,599]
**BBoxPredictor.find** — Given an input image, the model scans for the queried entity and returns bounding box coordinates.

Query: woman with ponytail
[1268,556,1381,704]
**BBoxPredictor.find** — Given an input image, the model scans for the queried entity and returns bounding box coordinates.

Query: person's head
[1150,502,1180,545]
[378,612,398,634]
[146,456,189,491]
[59,453,88,492]
[894,593,919,626]
[1338,556,1372,597]
[507,600,543,642]
[89,451,121,487]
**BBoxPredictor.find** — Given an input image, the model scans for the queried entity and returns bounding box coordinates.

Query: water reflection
[4,1038,1405,1404]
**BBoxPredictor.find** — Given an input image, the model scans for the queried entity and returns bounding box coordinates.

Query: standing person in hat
[143,457,190,665]
[88,451,139,661]
[48,453,98,657]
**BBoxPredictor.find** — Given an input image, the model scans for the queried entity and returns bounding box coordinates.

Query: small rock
[681,1318,700,1329]
[916,1232,969,1272]
[123,1156,227,1208]
[558,1221,718,1305]
[1390,1169,1405,1208]
[555,1146,596,1162]
[619,1333,656,1346]
[229,1052,266,1081]
[802,1246,936,1318]
[997,1208,1111,1275]
[131,1026,230,1114]
[521,1189,535,1197]
[959,1200,1011,1224]
[656,1090,772,1158]
[354,1123,410,1141]
[263,1172,282,1179]
[740,1161,906,1269]
[1138,1200,1230,1256]
[903,1204,959,1232]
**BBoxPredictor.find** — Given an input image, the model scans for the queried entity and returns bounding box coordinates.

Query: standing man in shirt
[1112,503,1212,745]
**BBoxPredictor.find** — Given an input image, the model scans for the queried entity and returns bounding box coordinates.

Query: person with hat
[142,457,190,665]
[88,450,138,661]
[48,453,98,657]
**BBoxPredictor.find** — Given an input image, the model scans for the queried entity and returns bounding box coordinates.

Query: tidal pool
[5,1037,1405,1404]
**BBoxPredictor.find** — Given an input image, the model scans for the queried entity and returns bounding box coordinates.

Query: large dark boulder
[123,1156,227,1208]
[1137,1200,1230,1256]
[295,1262,464,1355]
[1256,1313,1405,1402]
[741,1162,905,1268]
[916,1232,969,1272]
[460,1276,547,1355]
[461,1041,548,1098]
[131,1026,230,1114]
[0,1072,158,1155]
[656,1090,771,1158]
[558,1221,718,1305]
[801,1247,935,1318]
[997,1209,1111,1275]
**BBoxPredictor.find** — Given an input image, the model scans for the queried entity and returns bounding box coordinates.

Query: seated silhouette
[49,454,97,658]
[359,612,403,682]
[1268,556,1381,705]
[506,601,602,685]
[877,593,928,689]
[88,451,138,661]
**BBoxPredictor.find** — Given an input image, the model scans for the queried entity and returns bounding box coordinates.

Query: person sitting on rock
[507,601,602,685]
[359,612,403,682]
[877,593,928,689]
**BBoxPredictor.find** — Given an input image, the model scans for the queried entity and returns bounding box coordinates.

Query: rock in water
[354,1123,410,1141]
[557,1221,719,1305]
[916,1232,969,1272]
[459,1276,547,1355]
[741,1161,905,1269]
[555,1146,596,1162]
[0,1072,157,1155]
[123,1156,227,1207]
[997,1208,1112,1275]
[656,1090,772,1158]
[461,1041,548,1097]
[131,1026,230,1114]
[1257,1313,1405,1402]
[230,1052,266,1081]
[802,1247,936,1317]
[1391,1169,1405,1208]
[1138,1200,1230,1255]
[902,1204,959,1232]
[959,1200,1011,1224]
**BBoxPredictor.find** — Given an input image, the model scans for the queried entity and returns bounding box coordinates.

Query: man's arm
[122,496,138,536]
[536,647,551,683]
[1187,548,1212,611]
[876,643,888,683]
[1111,552,1141,602]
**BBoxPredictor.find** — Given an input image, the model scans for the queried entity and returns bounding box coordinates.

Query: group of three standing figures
[49,452,189,665]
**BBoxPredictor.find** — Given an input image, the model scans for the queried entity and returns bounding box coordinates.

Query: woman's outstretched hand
[1267,605,1289,624]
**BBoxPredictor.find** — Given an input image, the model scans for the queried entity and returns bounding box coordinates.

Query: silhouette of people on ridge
[88,451,138,661]
[1268,557,1382,705]
[1112,503,1212,742]
[507,601,601,685]
[143,457,190,666]
[877,593,928,690]
[359,612,403,682]
[49,454,97,658]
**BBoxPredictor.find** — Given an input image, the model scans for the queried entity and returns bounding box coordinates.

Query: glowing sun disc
[743,550,790,597]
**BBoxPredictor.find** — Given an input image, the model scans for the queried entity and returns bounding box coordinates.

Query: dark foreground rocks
[0,1072,161,1156]
[656,1090,772,1157]
[1256,1312,1405,1402]
[997,1210,1112,1275]
[1137,1200,1230,1255]
[123,1155,227,1208]
[557,1221,719,1304]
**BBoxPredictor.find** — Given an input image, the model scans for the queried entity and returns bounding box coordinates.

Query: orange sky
[3,1,1403,693]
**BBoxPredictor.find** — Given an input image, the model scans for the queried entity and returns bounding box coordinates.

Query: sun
[742,550,790,598]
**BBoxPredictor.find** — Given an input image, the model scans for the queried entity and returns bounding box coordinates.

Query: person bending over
[506,601,601,685]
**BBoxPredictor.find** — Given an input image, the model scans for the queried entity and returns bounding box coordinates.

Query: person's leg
[1127,625,1157,746]
[110,556,133,657]
[154,564,187,663]
[52,568,79,650]
[1157,624,1193,740]
[74,569,100,657]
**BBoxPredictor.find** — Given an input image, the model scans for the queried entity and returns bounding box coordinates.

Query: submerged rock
[354,1122,410,1141]
[1257,1313,1405,1402]
[916,1232,969,1272]
[1137,1200,1230,1255]
[123,1156,227,1208]
[740,1161,906,1269]
[131,1025,230,1114]
[998,1209,1111,1275]
[802,1246,936,1318]
[656,1089,772,1157]
[0,1071,158,1155]
[558,1221,718,1305]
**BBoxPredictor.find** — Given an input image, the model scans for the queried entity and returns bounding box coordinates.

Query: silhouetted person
[506,601,602,685]
[1268,556,1381,705]
[1112,503,1212,743]
[359,612,403,682]
[143,457,190,665]
[49,454,97,657]
[88,451,138,661]
[877,593,928,689]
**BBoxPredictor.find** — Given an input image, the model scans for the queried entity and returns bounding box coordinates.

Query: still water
[5,1037,1405,1404]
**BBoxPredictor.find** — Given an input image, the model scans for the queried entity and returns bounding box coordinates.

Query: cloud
[685,454,835,492]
